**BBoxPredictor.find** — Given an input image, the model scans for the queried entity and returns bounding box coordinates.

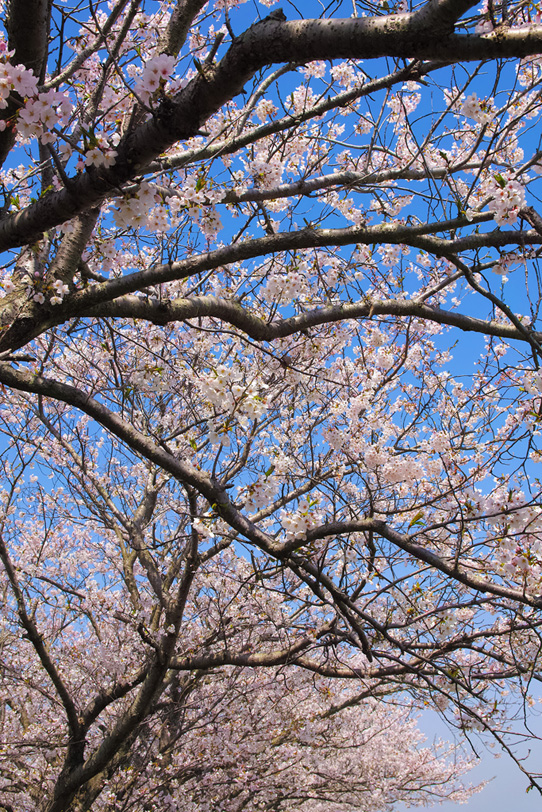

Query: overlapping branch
[1,4,542,250]
[0,213,538,354]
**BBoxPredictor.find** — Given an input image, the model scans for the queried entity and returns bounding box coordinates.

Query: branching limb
[2,14,542,250]
[0,532,83,748]
[44,0,136,90]
[85,292,542,345]
[0,0,50,165]
[303,518,542,608]
[0,363,286,561]
[157,0,210,56]
[412,0,480,32]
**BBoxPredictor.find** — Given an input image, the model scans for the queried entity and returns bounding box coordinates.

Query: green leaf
[408,510,424,528]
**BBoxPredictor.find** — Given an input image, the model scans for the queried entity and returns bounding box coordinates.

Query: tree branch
[0,363,286,560]
[1,212,537,353]
[0,531,82,742]
[0,0,50,166]
[304,518,542,608]
[412,0,479,32]
[47,218,542,314]
[1,13,542,250]
[85,292,542,345]
[157,0,208,56]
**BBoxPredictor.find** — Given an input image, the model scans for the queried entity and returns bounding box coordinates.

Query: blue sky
[396,708,542,810]
[425,752,541,810]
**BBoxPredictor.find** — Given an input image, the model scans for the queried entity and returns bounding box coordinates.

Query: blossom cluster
[248,153,285,189]
[243,475,278,513]
[17,88,73,144]
[30,278,70,306]
[134,54,176,105]
[460,92,493,125]
[254,98,278,122]
[330,61,358,88]
[281,499,322,541]
[114,174,226,237]
[198,365,269,446]
[374,454,425,484]
[192,204,222,240]
[129,364,173,393]
[492,251,525,277]
[114,181,168,230]
[198,364,244,412]
[485,172,525,225]
[0,55,72,143]
[0,57,38,105]
[84,132,118,169]
[386,83,421,122]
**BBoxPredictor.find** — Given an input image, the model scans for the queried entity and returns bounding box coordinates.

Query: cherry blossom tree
[3,0,542,808]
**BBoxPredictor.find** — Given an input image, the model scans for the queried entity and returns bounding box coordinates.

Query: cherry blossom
[1,0,542,808]
[460,92,493,124]
[135,54,176,105]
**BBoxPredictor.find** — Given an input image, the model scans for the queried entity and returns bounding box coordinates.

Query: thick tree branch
[0,0,50,166]
[6,0,49,77]
[0,213,537,354]
[157,0,208,55]
[412,0,479,31]
[1,14,542,250]
[86,293,541,344]
[50,219,542,312]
